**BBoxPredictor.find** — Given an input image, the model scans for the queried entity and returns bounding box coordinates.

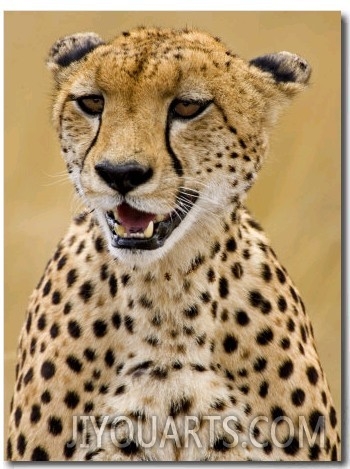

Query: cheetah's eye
[172,100,211,119]
[76,95,104,116]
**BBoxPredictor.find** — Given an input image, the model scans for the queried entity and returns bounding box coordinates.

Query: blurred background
[4,11,341,438]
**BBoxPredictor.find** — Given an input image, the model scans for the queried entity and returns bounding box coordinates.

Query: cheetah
[7,27,340,461]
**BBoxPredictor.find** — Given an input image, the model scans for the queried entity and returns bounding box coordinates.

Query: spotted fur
[7,27,339,461]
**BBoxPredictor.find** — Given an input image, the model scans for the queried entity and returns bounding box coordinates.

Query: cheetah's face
[48,28,310,264]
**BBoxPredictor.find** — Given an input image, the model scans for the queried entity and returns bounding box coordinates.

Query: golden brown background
[5,11,341,435]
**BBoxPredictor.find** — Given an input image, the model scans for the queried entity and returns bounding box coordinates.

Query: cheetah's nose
[95,161,153,195]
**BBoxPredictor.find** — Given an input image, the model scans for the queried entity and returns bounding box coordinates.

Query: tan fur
[7,27,339,461]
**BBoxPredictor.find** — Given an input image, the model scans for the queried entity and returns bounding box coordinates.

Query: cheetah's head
[47,27,311,266]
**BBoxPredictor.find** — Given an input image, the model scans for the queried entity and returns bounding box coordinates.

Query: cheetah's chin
[104,192,198,251]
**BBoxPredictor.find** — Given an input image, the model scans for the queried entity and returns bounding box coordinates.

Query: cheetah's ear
[249,51,311,95]
[47,32,105,74]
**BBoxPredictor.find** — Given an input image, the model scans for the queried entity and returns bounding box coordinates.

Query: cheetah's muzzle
[105,191,198,250]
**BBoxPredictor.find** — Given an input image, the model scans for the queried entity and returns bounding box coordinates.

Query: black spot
[68,320,81,339]
[243,249,250,259]
[57,254,68,270]
[280,337,291,349]
[26,311,32,333]
[290,286,299,302]
[41,390,51,404]
[239,385,249,395]
[189,254,205,271]
[271,406,285,423]
[84,401,94,413]
[104,349,115,367]
[79,281,94,302]
[213,436,231,452]
[7,437,13,460]
[261,263,272,281]
[219,277,229,298]
[172,361,183,370]
[279,359,294,379]
[331,444,338,461]
[50,323,60,339]
[31,404,42,424]
[249,290,262,307]
[93,319,108,337]
[64,302,72,314]
[17,433,27,456]
[282,436,300,456]
[64,440,76,459]
[210,399,226,411]
[200,291,211,303]
[256,328,274,345]
[145,335,160,346]
[226,237,237,252]
[84,348,96,361]
[139,295,153,309]
[254,356,267,372]
[259,440,272,456]
[100,264,109,281]
[66,355,83,373]
[300,324,307,343]
[52,290,61,305]
[14,406,22,427]
[23,367,34,385]
[309,443,321,460]
[37,314,46,330]
[42,279,52,296]
[278,296,287,312]
[260,300,272,314]
[207,267,216,282]
[259,381,269,398]
[66,269,78,287]
[115,384,126,395]
[64,390,80,409]
[124,315,134,333]
[306,365,319,385]
[275,267,286,283]
[231,262,243,279]
[291,388,305,406]
[211,301,218,318]
[236,310,250,326]
[94,236,104,252]
[31,446,49,461]
[191,363,206,372]
[84,381,94,392]
[121,273,130,286]
[309,410,325,434]
[111,311,121,329]
[221,309,229,321]
[238,138,247,149]
[210,241,221,258]
[119,439,140,456]
[223,334,238,353]
[287,317,295,332]
[151,367,168,379]
[109,274,118,297]
[169,397,192,417]
[183,304,199,318]
[48,416,63,435]
[127,360,153,376]
[329,406,337,428]
[41,360,56,380]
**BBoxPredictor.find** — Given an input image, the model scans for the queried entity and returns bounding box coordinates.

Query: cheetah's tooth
[155,214,166,222]
[143,221,154,238]
[114,223,126,237]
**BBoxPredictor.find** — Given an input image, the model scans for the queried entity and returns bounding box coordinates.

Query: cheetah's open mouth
[105,191,198,250]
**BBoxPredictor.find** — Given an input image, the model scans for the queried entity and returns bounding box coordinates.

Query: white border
[1,2,348,466]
